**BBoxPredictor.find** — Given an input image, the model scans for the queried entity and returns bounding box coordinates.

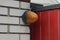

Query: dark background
[16,0,30,2]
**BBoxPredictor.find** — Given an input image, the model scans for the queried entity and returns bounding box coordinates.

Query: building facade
[0,0,30,40]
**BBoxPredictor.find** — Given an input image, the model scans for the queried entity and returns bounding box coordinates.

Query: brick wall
[0,1,30,40]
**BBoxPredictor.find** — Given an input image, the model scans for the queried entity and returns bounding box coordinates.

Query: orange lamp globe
[22,11,38,24]
[26,11,38,24]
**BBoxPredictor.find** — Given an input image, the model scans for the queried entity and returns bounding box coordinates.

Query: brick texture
[10,25,30,33]
[0,1,19,7]
[10,8,27,16]
[20,34,30,40]
[20,2,30,9]
[0,34,19,40]
[0,1,30,40]
[0,16,19,24]
[0,7,8,15]
[0,25,8,32]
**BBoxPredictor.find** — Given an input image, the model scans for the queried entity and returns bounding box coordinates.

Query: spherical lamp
[22,11,38,24]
